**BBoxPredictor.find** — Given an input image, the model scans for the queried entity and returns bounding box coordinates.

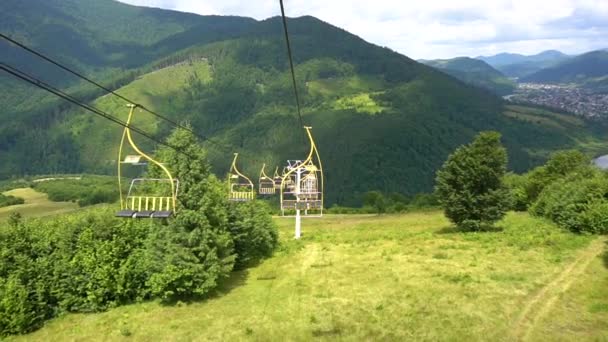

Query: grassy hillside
[0,188,79,221]
[521,51,608,84]
[2,1,608,206]
[421,57,515,95]
[10,211,607,340]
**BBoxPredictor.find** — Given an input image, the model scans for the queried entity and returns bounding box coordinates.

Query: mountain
[478,50,568,67]
[420,57,515,95]
[520,50,608,84]
[477,50,570,78]
[1,0,607,206]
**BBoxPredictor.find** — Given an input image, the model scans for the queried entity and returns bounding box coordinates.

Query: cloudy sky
[118,0,608,59]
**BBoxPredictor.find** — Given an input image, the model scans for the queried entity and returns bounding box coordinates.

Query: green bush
[33,176,119,207]
[530,171,608,234]
[0,194,25,208]
[524,150,590,205]
[435,131,510,230]
[503,173,528,211]
[0,128,279,336]
[228,201,279,269]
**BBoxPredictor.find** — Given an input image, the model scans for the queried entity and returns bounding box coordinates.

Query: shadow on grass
[435,225,504,234]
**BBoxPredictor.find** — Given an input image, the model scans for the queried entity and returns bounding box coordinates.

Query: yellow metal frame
[259,163,276,195]
[228,153,255,201]
[280,126,324,214]
[117,104,178,211]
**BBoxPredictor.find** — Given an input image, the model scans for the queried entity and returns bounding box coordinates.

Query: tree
[363,191,387,214]
[147,126,278,300]
[435,131,510,230]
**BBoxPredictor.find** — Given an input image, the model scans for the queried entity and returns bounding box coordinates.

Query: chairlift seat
[152,211,173,218]
[116,209,137,218]
[134,211,154,218]
[122,155,148,165]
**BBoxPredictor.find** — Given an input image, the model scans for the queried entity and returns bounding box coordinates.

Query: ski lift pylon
[116,104,179,219]
[228,153,255,201]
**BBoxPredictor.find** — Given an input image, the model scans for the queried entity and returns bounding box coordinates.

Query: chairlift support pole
[295,166,302,239]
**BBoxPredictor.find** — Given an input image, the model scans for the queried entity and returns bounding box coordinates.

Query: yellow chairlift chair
[228,153,255,201]
[116,104,179,218]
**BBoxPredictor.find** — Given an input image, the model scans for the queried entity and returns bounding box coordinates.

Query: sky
[118,0,608,60]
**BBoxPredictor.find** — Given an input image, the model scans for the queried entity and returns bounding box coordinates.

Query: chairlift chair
[280,127,324,217]
[228,153,255,201]
[258,163,276,195]
[273,166,284,190]
[116,104,179,218]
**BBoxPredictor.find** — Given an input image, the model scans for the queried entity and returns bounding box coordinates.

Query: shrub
[530,171,608,234]
[524,150,590,204]
[503,173,528,211]
[33,176,119,206]
[0,127,278,335]
[0,194,24,208]
[228,201,279,269]
[435,131,510,230]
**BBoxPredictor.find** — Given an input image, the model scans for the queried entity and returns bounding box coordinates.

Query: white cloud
[117,0,608,59]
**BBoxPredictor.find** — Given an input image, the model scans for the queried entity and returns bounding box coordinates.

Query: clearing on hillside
[0,188,79,221]
[12,211,608,341]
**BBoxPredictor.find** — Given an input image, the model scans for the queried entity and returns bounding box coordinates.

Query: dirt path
[511,237,607,341]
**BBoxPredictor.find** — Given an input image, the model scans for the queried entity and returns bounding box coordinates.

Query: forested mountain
[1,0,607,206]
[477,50,570,78]
[520,50,608,84]
[420,57,515,95]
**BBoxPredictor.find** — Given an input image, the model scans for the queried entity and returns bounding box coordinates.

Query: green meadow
[11,211,607,341]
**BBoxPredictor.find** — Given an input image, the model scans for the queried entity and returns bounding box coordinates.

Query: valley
[1,1,608,340]
[507,83,608,120]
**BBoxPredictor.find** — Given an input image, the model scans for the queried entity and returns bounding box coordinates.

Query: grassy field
[0,188,80,221]
[7,211,607,341]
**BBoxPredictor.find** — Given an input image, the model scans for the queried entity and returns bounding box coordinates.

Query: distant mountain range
[419,57,515,95]
[520,51,608,85]
[477,50,569,66]
[476,50,570,78]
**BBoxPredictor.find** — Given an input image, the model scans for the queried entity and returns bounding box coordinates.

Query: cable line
[279,0,307,142]
[0,62,195,159]
[0,32,252,161]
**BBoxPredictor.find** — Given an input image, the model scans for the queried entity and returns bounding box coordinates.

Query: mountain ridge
[1,0,607,206]
[521,50,608,84]
[420,57,515,95]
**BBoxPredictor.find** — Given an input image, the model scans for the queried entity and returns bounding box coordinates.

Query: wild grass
[528,241,608,341]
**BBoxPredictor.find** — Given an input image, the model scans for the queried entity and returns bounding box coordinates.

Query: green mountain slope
[1,1,607,207]
[420,57,515,95]
[521,51,608,84]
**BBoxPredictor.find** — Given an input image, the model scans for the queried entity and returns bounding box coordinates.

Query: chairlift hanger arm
[118,105,177,210]
[260,163,272,180]
[230,153,254,186]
